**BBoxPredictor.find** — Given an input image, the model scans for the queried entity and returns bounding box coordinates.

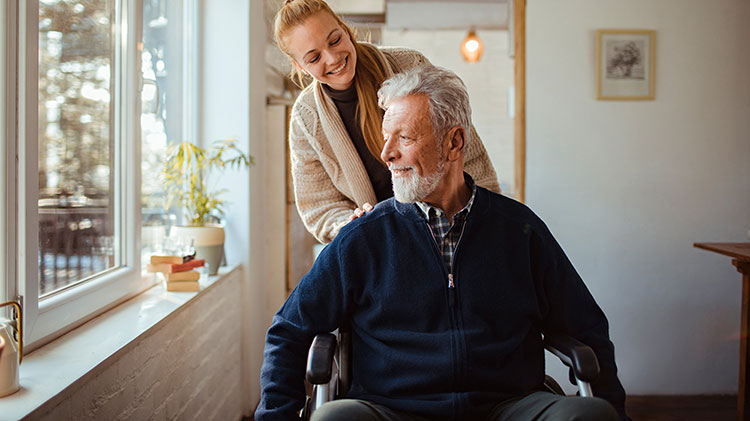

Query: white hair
[378,65,472,145]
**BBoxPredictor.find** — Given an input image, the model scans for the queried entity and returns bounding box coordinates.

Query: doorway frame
[513,0,526,202]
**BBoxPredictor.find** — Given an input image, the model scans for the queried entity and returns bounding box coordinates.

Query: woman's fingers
[349,203,374,221]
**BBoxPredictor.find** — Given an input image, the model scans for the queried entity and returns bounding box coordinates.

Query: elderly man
[256,65,629,421]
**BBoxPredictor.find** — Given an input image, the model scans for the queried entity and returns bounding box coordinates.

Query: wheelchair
[301,325,601,419]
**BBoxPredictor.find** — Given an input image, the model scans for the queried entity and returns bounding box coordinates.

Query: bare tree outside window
[38,0,116,296]
[37,0,190,294]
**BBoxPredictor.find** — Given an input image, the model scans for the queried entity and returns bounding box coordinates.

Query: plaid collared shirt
[416,180,477,276]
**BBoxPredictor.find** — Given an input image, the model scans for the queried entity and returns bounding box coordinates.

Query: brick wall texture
[27,271,243,420]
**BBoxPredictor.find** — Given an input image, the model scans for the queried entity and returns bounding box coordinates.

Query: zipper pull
[448,273,455,288]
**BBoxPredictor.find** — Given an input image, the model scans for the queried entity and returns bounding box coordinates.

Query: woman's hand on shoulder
[348,203,374,221]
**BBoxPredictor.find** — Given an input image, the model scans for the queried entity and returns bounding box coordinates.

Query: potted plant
[162,139,253,275]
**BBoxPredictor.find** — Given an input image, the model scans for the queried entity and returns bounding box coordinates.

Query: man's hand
[349,203,374,221]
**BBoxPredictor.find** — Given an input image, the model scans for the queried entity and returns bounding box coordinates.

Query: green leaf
[162,138,254,225]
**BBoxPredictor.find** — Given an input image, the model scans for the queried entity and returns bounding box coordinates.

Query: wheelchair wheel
[543,374,566,396]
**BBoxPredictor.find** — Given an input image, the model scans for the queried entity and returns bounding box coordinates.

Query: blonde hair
[274,0,388,162]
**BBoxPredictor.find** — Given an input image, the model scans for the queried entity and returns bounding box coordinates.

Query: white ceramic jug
[0,300,22,398]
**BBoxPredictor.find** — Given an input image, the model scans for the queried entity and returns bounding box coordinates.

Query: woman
[275,0,500,243]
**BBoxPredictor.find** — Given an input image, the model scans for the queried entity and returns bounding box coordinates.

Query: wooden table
[695,242,750,420]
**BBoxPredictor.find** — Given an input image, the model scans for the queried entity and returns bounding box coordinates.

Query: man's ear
[444,126,466,162]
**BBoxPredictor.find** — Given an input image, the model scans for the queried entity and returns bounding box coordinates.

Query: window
[4,0,197,349]
[141,0,196,258]
[38,0,118,296]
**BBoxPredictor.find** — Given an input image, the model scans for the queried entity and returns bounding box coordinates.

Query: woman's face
[285,11,357,90]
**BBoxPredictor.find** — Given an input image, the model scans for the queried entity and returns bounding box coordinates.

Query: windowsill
[0,265,241,420]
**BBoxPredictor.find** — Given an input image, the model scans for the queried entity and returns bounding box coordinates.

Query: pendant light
[460,28,484,63]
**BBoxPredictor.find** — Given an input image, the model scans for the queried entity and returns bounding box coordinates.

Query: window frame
[183,0,199,146]
[1,0,13,305]
[8,0,154,351]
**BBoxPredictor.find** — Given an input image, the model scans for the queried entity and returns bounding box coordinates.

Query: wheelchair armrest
[543,333,600,383]
[306,333,337,385]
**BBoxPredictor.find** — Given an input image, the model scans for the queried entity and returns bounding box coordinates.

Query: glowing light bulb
[460,30,484,63]
[465,40,479,53]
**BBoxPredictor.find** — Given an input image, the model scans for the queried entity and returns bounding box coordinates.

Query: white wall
[200,0,270,415]
[385,2,507,30]
[527,0,750,394]
[381,30,517,196]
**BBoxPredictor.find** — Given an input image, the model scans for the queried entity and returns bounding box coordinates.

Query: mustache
[388,165,413,171]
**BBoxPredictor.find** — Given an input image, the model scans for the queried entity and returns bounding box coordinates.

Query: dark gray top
[324,83,393,203]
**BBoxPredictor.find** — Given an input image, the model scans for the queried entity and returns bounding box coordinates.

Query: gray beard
[391,159,446,203]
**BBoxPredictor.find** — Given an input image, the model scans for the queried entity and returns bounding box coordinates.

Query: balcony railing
[38,200,114,296]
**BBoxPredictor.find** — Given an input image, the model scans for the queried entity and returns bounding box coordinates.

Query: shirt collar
[415,173,477,220]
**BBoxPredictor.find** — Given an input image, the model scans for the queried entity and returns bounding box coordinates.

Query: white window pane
[141,0,185,258]
[38,0,116,296]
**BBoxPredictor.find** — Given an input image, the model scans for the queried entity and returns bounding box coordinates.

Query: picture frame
[596,29,655,100]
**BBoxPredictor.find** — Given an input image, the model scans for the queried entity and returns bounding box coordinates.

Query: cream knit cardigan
[289,45,501,244]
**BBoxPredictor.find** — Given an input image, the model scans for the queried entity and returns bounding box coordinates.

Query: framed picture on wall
[596,29,655,100]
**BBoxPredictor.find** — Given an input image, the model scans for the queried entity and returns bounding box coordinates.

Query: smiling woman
[274,0,500,244]
[285,12,357,90]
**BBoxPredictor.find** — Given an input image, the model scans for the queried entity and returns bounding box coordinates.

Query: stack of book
[147,255,205,292]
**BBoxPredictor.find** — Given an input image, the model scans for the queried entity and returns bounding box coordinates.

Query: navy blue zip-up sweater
[256,187,627,420]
